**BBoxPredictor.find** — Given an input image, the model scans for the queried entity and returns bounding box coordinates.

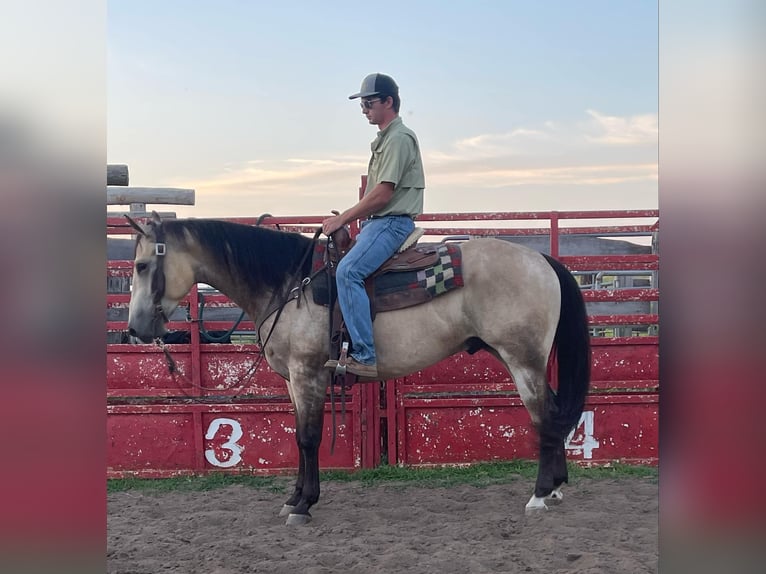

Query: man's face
[360,95,387,125]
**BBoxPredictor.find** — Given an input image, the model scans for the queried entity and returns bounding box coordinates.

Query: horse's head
[126,212,196,343]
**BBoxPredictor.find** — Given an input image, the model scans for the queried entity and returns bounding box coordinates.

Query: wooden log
[107,211,177,221]
[107,186,195,205]
[107,164,129,186]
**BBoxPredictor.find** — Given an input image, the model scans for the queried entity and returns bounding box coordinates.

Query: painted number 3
[204,418,244,468]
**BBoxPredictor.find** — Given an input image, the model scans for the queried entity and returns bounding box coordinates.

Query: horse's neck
[193,242,287,325]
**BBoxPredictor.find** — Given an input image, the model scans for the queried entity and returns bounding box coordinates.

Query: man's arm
[322,181,394,235]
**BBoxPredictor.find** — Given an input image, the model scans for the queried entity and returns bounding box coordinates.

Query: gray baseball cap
[348,73,399,99]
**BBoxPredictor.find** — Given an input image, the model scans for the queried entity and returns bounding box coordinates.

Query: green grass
[108,461,656,493]
[108,473,290,493]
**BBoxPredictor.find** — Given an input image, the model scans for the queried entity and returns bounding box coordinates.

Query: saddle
[320,225,464,389]
[327,226,440,313]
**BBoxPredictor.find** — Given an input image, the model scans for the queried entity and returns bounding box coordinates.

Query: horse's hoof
[546,488,564,505]
[285,512,312,526]
[279,504,295,517]
[524,504,549,516]
[525,495,549,515]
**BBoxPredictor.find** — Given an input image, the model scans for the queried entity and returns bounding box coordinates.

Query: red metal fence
[107,209,659,477]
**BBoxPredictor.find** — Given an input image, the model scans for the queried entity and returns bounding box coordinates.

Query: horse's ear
[151,210,163,227]
[124,214,146,235]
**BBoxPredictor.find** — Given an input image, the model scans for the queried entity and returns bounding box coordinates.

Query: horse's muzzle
[128,327,155,344]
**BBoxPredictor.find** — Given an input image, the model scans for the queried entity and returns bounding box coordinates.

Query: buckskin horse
[125,212,590,525]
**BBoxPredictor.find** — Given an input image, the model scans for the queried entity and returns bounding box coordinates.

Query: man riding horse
[322,73,425,379]
[126,74,590,525]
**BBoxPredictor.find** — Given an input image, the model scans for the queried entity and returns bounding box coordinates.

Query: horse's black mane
[163,219,316,292]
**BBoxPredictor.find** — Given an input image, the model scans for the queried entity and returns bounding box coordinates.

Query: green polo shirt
[366,116,425,218]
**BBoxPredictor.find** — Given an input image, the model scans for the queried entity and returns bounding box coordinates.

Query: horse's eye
[135,262,148,274]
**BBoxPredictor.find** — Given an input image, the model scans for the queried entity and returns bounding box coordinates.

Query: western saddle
[324,225,438,387]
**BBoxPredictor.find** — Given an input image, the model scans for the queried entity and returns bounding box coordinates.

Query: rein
[254,228,323,347]
[196,292,246,343]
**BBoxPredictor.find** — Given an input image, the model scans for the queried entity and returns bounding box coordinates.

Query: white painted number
[204,417,244,468]
[565,410,600,460]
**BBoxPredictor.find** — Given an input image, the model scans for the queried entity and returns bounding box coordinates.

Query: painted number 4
[204,418,244,468]
[565,410,600,460]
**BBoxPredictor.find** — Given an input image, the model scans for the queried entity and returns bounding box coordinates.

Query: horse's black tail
[542,254,591,441]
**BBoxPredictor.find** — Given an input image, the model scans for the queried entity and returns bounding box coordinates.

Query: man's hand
[322,210,344,236]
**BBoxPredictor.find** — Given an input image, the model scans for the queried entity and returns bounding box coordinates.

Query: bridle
[147,220,170,326]
[125,214,170,327]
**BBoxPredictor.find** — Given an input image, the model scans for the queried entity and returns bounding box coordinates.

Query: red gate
[107,209,658,477]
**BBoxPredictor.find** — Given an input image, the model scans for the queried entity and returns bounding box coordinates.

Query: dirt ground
[108,476,657,574]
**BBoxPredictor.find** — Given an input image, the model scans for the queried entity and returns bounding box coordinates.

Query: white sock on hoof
[525,494,549,513]
[279,504,295,517]
[547,486,564,501]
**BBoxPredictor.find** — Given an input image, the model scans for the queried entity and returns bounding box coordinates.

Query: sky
[107,0,658,220]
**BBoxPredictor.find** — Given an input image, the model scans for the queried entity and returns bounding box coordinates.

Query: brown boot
[324,357,379,379]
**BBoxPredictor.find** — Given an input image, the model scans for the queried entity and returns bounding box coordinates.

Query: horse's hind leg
[498,357,564,514]
[547,440,568,504]
[525,391,571,514]
[526,423,560,513]
[526,425,568,513]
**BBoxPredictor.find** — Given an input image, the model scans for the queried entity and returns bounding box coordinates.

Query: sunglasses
[360,98,382,110]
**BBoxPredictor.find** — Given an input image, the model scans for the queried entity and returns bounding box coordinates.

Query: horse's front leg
[278,376,305,518]
[279,436,305,517]
[283,373,327,526]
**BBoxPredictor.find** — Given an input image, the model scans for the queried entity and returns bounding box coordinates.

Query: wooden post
[107,211,177,221]
[107,186,195,205]
[107,164,129,186]
[106,165,194,223]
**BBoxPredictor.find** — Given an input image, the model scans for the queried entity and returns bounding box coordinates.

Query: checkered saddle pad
[311,242,464,313]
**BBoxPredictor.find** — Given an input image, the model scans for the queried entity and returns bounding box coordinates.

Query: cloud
[437,110,657,161]
[453,128,550,156]
[422,110,657,190]
[585,109,658,145]
[167,109,657,217]
[177,157,367,193]
[427,162,657,190]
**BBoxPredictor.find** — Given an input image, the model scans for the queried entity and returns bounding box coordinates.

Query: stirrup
[334,341,350,376]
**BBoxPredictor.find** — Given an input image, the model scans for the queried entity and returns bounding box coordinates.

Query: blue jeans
[335,215,415,365]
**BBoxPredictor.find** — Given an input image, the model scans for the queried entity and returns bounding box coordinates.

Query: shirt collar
[377,116,402,137]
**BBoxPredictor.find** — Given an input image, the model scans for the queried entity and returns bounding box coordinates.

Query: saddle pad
[311,242,464,313]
